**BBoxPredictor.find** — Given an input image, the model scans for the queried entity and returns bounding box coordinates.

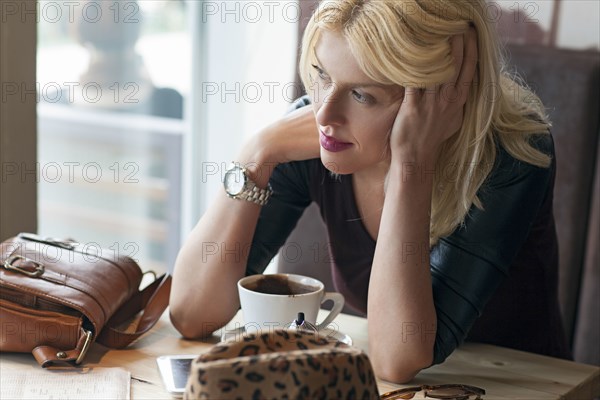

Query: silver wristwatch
[223,163,272,206]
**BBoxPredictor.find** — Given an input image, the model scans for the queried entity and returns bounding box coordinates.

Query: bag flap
[1,234,143,336]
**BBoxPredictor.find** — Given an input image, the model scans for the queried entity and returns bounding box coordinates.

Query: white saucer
[317,326,353,345]
[220,326,352,346]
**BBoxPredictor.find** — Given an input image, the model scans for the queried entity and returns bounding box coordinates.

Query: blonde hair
[299,0,552,245]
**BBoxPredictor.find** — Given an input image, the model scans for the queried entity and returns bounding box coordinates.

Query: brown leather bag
[0,233,171,367]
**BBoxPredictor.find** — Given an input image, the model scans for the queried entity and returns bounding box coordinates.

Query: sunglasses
[380,384,485,400]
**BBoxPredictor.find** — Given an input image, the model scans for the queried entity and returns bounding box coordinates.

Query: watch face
[224,166,245,196]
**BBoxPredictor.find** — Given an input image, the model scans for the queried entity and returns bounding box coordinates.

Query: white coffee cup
[237,273,344,331]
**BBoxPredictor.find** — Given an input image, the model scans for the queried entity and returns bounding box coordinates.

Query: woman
[170,0,569,383]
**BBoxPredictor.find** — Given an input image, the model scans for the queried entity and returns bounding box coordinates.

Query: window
[37,1,187,273]
[36,0,297,274]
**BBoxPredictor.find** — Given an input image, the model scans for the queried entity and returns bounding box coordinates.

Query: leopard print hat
[185,329,380,399]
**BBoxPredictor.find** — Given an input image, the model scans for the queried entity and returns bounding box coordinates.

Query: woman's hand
[237,105,320,186]
[389,27,478,165]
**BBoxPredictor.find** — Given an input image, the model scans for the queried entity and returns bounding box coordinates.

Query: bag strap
[33,328,93,367]
[31,274,171,367]
[96,273,172,348]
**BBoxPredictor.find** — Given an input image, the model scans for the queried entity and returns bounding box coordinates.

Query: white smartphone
[156,355,197,398]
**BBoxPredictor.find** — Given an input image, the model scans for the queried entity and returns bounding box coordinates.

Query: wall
[0,5,37,240]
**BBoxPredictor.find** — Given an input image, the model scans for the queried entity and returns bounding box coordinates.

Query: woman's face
[310,30,404,177]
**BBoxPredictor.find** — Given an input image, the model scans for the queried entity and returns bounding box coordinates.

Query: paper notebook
[0,367,130,400]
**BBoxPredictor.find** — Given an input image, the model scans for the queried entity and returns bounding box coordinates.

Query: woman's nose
[315,85,346,127]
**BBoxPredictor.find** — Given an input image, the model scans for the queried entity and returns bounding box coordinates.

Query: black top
[246,98,570,364]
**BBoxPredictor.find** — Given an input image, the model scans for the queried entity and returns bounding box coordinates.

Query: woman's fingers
[402,86,423,106]
[456,26,479,104]
[408,28,476,106]
[449,32,465,85]
[434,27,478,108]
[388,27,478,158]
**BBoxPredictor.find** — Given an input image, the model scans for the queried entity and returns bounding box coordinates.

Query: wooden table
[1,310,598,399]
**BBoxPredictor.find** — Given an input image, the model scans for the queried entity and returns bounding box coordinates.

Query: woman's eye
[351,90,371,104]
[312,64,329,81]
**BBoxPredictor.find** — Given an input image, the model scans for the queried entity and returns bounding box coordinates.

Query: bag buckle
[75,330,93,365]
[3,255,45,277]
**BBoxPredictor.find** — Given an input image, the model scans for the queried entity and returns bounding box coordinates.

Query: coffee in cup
[237,273,344,332]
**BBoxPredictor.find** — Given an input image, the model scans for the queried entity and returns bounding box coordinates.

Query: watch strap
[237,182,273,206]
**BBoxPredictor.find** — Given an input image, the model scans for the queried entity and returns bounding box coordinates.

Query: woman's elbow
[377,369,420,385]
[168,297,214,339]
[170,303,200,339]
[371,352,433,384]
[169,293,234,339]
